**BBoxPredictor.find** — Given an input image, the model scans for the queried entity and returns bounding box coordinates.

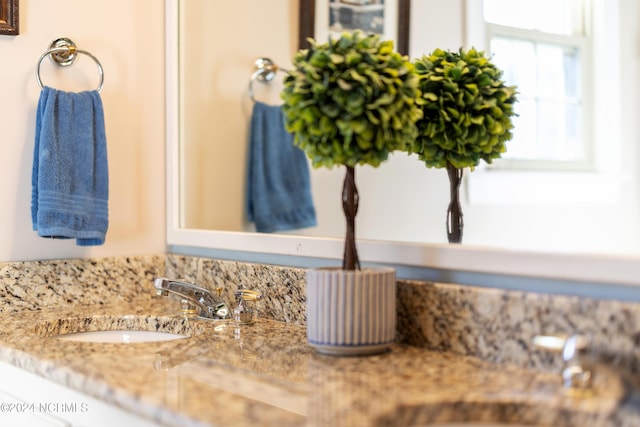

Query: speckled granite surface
[0,255,165,312]
[166,255,640,375]
[165,255,307,325]
[396,280,640,376]
[0,254,639,426]
[0,296,636,427]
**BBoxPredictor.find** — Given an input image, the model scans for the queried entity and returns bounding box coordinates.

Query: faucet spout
[153,277,230,320]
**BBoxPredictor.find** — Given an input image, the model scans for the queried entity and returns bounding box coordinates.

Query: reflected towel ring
[36,37,105,93]
[249,57,287,103]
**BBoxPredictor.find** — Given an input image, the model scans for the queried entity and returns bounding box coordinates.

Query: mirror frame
[0,0,18,35]
[165,0,640,294]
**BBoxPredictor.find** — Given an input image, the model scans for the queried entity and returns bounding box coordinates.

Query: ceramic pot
[306,267,396,356]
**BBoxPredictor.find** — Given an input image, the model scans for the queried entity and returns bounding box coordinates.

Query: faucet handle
[234,289,262,302]
[533,334,567,353]
[233,289,262,324]
[534,334,593,389]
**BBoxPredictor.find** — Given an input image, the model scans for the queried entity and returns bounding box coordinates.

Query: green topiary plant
[281,30,422,270]
[406,47,518,243]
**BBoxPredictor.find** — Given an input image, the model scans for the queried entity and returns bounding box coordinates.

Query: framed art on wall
[299,0,410,55]
[0,0,18,36]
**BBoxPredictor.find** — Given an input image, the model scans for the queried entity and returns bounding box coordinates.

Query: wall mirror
[166,0,640,290]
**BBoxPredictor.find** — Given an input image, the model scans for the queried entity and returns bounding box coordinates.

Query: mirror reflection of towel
[247,101,316,233]
[31,87,109,246]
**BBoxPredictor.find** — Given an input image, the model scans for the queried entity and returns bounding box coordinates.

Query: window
[480,0,591,170]
[463,0,631,250]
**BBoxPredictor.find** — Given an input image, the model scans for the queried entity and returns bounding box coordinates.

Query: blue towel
[31,86,109,246]
[247,101,316,233]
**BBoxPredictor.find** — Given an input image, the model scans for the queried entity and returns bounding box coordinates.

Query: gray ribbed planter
[306,267,396,356]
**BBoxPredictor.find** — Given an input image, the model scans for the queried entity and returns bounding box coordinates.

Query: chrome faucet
[154,277,230,320]
[534,334,594,389]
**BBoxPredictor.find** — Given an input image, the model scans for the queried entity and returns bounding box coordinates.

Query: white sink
[54,330,188,343]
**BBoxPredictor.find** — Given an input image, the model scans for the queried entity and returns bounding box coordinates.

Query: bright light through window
[484,0,584,36]
[491,38,583,162]
[484,0,589,168]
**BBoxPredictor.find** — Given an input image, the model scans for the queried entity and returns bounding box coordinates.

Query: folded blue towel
[31,86,109,246]
[247,101,316,233]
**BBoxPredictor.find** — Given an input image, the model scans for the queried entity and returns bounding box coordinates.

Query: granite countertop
[0,295,636,427]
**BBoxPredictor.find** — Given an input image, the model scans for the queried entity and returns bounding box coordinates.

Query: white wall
[0,0,166,262]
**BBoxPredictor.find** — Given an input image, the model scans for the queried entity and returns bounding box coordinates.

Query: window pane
[536,44,581,100]
[505,99,537,160]
[490,37,584,163]
[484,0,582,35]
[490,38,536,97]
[537,102,582,161]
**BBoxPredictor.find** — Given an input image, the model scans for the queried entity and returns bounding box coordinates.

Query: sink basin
[35,315,195,344]
[54,330,188,343]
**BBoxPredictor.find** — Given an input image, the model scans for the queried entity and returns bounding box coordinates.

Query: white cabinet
[0,360,162,427]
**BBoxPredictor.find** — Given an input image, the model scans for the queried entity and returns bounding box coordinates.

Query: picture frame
[0,0,18,36]
[299,0,410,55]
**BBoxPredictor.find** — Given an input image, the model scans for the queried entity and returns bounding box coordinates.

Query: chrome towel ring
[249,57,288,103]
[36,37,104,93]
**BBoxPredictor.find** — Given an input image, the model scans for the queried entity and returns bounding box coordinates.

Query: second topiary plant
[407,47,518,243]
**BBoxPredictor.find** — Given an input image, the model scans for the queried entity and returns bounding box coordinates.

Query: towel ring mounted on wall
[36,37,105,93]
[248,57,288,103]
